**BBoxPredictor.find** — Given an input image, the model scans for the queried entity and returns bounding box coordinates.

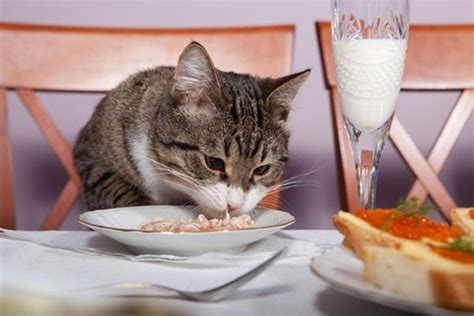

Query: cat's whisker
[187,204,204,217]
[157,166,200,186]
[267,180,320,194]
[196,187,223,209]
[279,163,325,186]
[277,196,293,212]
[154,172,207,200]
[272,175,321,187]
[154,169,224,212]
[268,183,319,193]
[281,184,320,190]
[150,167,195,187]
[268,185,319,194]
[159,173,197,191]
[278,172,316,186]
[141,156,202,185]
[195,204,211,217]
[269,180,302,191]
[247,208,257,218]
[158,176,197,194]
[154,177,222,215]
[151,159,200,183]
[148,170,215,206]
[274,180,321,188]
[152,166,218,202]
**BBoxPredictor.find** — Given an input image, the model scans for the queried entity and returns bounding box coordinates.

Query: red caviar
[430,247,474,264]
[469,209,474,220]
[354,208,463,242]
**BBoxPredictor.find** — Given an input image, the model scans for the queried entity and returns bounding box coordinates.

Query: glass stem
[359,149,375,209]
[345,117,393,210]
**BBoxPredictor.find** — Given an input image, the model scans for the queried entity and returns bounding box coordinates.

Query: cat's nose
[227,202,243,211]
[226,186,244,211]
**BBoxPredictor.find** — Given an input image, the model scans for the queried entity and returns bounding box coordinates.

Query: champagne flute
[331,0,410,209]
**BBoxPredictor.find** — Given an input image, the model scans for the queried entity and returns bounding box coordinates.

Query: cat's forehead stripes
[250,132,262,158]
[222,76,267,161]
[158,138,200,151]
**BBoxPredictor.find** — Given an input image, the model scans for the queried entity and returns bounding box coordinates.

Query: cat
[73,42,310,218]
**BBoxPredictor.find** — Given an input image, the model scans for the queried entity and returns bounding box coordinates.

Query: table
[0,230,419,316]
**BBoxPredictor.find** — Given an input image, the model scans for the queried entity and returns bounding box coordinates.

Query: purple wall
[1,0,473,230]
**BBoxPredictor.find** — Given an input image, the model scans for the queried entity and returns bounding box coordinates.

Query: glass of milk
[331,0,410,209]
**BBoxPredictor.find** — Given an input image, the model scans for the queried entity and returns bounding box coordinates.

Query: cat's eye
[253,164,270,176]
[205,156,225,172]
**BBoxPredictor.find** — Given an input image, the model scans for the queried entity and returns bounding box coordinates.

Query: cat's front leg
[79,168,154,211]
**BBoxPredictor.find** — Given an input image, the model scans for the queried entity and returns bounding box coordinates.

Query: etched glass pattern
[331,0,410,210]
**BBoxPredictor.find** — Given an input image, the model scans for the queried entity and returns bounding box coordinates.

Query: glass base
[344,115,394,209]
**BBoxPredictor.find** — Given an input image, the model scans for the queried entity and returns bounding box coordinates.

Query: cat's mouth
[201,207,244,220]
[182,199,229,219]
[203,208,227,219]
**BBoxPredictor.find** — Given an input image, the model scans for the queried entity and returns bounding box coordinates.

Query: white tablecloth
[0,230,418,316]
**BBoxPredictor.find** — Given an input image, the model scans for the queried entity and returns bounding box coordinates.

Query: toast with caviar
[451,208,474,240]
[333,198,463,259]
[363,239,474,311]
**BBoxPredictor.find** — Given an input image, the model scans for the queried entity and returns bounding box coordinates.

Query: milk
[333,39,407,132]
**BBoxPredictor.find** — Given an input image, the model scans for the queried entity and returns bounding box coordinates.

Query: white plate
[310,245,471,315]
[79,206,295,256]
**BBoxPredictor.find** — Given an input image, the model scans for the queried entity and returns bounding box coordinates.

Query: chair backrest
[317,22,474,220]
[0,23,295,230]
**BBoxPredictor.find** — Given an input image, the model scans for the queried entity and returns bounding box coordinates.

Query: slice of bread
[451,208,474,239]
[333,211,405,260]
[363,242,474,311]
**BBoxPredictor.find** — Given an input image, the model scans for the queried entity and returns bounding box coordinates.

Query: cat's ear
[172,42,221,103]
[263,69,311,121]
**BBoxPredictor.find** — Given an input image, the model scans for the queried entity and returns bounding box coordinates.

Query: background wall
[1,0,473,230]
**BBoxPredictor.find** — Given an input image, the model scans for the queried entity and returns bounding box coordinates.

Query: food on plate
[138,212,254,232]
[333,198,463,259]
[363,238,474,311]
[451,208,474,239]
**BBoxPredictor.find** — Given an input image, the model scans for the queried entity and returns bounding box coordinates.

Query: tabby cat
[73,42,309,218]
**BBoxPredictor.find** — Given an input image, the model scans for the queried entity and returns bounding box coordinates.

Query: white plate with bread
[311,205,474,314]
[311,245,472,315]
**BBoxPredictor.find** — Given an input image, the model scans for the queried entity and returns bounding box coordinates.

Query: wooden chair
[317,22,474,221]
[0,23,295,230]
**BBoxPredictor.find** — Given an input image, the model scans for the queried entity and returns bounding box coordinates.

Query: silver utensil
[80,249,283,302]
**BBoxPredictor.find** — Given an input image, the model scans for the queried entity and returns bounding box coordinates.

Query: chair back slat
[0,23,294,91]
[389,118,457,220]
[408,90,474,201]
[17,89,81,185]
[0,88,15,229]
[402,25,474,89]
